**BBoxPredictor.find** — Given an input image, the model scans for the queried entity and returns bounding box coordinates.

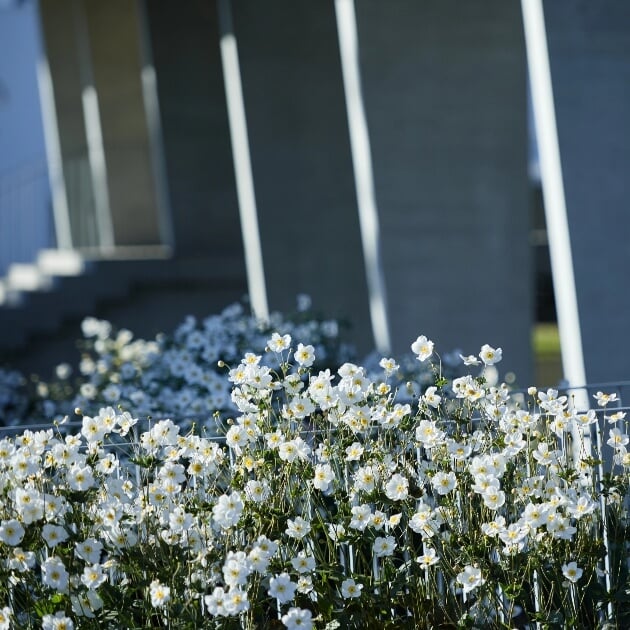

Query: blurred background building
[0,0,628,388]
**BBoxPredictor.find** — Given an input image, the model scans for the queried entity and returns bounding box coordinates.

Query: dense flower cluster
[69,299,356,425]
[0,298,356,429]
[0,334,629,628]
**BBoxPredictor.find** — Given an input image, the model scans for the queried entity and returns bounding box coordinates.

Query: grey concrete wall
[37,1,536,380]
[355,0,532,382]
[232,0,373,353]
[545,1,630,383]
[144,1,243,261]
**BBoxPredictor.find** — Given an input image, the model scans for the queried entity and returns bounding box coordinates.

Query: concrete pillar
[355,0,532,381]
[39,0,163,249]
[232,0,373,353]
[143,0,243,261]
[544,1,630,384]
[38,0,99,248]
[83,0,161,247]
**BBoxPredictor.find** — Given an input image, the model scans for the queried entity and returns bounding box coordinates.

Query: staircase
[0,247,247,376]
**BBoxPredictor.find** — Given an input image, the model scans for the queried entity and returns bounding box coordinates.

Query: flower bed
[0,331,629,628]
[0,298,356,429]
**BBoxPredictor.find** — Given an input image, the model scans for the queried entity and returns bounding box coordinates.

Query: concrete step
[0,250,248,373]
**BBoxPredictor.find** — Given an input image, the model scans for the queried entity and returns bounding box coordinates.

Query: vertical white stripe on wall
[73,0,114,250]
[136,0,175,251]
[36,55,72,250]
[218,0,269,321]
[521,0,587,394]
[335,0,391,354]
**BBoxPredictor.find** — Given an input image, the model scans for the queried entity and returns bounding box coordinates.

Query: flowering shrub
[1,297,356,429]
[0,334,629,628]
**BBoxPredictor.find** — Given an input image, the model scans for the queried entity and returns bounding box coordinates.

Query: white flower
[281,607,313,630]
[481,516,506,538]
[353,465,378,492]
[606,411,627,424]
[422,386,442,408]
[222,551,252,587]
[268,573,297,603]
[416,419,446,448]
[81,415,107,443]
[204,587,229,617]
[607,428,629,448]
[566,495,596,519]
[431,471,457,495]
[42,556,69,591]
[459,353,481,366]
[411,335,434,362]
[409,504,438,537]
[245,479,270,503]
[416,547,439,568]
[75,538,103,564]
[456,565,485,594]
[286,516,311,539]
[389,513,402,527]
[341,578,363,598]
[224,588,249,615]
[327,523,346,542]
[385,473,409,501]
[268,332,292,352]
[66,464,96,491]
[295,343,316,367]
[562,561,583,583]
[482,487,506,510]
[212,491,244,529]
[0,606,11,630]
[13,487,44,524]
[313,463,335,492]
[479,344,502,366]
[0,519,25,546]
[373,535,396,557]
[7,547,36,572]
[379,357,399,375]
[290,551,316,574]
[150,580,171,607]
[42,523,68,549]
[498,524,528,546]
[278,437,311,462]
[81,564,107,590]
[286,395,316,420]
[297,576,314,595]
[345,441,364,461]
[42,611,74,630]
[71,589,103,618]
[594,391,618,407]
[349,504,372,531]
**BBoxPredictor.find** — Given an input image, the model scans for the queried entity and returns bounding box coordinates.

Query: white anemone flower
[456,565,485,594]
[373,535,396,557]
[341,578,363,598]
[268,573,297,603]
[149,580,171,607]
[562,561,583,584]
[411,335,434,362]
[281,607,313,630]
[479,344,502,366]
